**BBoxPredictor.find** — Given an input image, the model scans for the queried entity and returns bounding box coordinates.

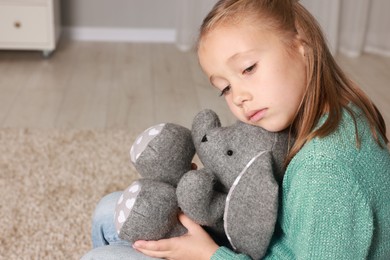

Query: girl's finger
[133,240,171,258]
[134,240,166,251]
[178,213,201,232]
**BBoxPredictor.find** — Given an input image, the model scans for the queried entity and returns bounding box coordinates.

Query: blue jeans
[81,192,161,260]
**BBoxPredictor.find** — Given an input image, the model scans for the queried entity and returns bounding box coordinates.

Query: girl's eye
[219,85,231,97]
[243,63,257,74]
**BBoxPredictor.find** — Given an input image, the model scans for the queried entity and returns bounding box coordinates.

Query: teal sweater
[211,108,390,259]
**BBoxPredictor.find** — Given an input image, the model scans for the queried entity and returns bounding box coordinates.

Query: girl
[82,0,390,259]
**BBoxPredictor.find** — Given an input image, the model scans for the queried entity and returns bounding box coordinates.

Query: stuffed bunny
[114,123,195,242]
[177,109,289,259]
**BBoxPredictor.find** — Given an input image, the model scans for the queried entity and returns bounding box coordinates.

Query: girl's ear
[299,43,306,57]
[294,32,308,57]
[295,35,306,57]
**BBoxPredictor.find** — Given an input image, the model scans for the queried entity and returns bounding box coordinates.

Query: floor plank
[0,40,388,139]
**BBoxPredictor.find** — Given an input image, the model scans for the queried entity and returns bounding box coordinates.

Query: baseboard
[364,46,390,58]
[338,47,362,58]
[339,46,390,58]
[62,26,176,43]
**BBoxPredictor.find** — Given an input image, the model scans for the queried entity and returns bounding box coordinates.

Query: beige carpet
[0,128,140,259]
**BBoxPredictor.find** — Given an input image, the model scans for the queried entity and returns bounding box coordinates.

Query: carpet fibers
[0,129,139,259]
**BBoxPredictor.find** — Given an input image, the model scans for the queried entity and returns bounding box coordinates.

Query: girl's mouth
[246,109,267,122]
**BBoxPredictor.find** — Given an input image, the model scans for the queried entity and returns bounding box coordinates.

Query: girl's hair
[199,0,388,166]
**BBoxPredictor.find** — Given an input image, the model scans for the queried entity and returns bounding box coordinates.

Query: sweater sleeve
[265,161,374,259]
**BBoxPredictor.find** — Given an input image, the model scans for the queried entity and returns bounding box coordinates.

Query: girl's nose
[232,89,252,106]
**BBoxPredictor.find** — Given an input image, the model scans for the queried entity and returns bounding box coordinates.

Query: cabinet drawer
[0,5,48,44]
[0,0,47,5]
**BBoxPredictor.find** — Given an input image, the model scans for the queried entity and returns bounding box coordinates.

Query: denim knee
[91,191,125,247]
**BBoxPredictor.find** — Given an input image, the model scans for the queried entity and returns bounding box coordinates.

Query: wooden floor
[0,40,389,137]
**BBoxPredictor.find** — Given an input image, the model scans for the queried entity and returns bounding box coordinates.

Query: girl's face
[198,21,307,132]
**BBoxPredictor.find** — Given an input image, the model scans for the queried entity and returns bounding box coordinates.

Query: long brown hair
[198,0,388,165]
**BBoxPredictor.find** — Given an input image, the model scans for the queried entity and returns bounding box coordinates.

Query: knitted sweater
[211,107,390,260]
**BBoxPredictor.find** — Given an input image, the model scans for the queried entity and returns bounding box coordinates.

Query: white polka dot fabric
[115,181,142,234]
[130,124,165,164]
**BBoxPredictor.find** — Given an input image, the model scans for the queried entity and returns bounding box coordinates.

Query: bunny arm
[177,168,227,226]
[224,150,279,260]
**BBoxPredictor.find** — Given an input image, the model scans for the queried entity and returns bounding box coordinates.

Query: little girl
[82,0,390,259]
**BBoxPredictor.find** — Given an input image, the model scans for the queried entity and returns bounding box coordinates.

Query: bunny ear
[191,109,221,146]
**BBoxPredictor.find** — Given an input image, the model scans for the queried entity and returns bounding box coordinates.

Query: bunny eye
[227,150,233,156]
[201,135,208,142]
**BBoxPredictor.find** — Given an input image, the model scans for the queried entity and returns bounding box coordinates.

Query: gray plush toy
[114,123,195,242]
[115,109,289,260]
[177,109,289,259]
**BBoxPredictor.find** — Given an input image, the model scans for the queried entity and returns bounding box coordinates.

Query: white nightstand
[0,0,61,57]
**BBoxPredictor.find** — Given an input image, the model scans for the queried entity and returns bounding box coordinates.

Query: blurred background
[1,2,389,259]
[0,0,389,134]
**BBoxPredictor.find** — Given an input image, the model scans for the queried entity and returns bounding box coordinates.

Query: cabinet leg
[42,50,53,58]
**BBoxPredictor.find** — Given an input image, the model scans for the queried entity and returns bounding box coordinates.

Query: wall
[61,0,176,28]
[61,0,177,42]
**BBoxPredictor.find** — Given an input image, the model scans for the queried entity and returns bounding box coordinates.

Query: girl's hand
[133,213,219,260]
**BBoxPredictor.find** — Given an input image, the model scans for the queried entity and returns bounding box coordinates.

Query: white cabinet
[0,0,61,57]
